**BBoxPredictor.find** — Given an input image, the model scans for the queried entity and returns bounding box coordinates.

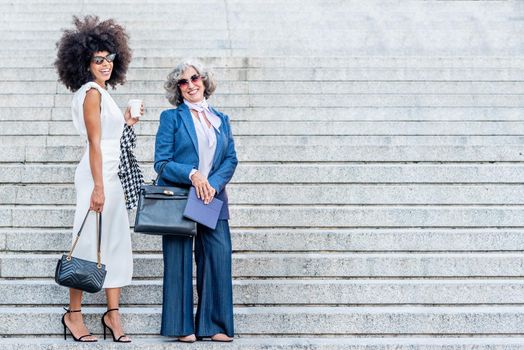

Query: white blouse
[192,113,216,178]
[184,100,222,179]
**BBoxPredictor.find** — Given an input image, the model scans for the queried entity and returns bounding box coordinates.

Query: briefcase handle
[153,162,169,186]
[153,162,191,190]
[67,210,103,269]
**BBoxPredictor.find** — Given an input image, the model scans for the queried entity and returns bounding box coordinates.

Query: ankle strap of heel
[103,308,119,317]
[63,307,81,313]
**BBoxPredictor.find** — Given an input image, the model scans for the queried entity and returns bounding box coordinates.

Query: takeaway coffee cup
[128,99,142,118]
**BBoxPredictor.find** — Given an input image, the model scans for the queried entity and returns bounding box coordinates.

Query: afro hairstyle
[55,15,131,92]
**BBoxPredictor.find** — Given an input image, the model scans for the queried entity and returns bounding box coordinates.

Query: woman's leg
[64,288,97,340]
[103,288,131,341]
[161,235,195,337]
[194,220,234,338]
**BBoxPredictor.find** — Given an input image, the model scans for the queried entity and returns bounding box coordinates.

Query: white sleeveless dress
[70,81,133,288]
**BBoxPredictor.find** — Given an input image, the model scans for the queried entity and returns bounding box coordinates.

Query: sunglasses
[91,53,117,65]
[177,74,202,89]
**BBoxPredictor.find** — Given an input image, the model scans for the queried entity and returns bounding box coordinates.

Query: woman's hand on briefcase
[190,171,216,204]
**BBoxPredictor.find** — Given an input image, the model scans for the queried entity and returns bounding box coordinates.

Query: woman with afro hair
[55,15,142,343]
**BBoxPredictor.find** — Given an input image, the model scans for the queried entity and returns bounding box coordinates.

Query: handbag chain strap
[67,210,103,269]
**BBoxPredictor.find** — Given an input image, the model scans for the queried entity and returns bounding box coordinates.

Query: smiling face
[89,50,113,86]
[178,66,205,103]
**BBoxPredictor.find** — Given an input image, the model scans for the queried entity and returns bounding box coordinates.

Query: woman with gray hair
[154,60,238,342]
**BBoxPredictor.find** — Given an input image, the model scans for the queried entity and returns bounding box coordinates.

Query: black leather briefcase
[134,163,197,237]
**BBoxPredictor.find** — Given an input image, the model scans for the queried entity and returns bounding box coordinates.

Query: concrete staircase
[1,0,524,348]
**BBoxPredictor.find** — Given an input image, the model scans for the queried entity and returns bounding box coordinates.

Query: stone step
[1,29,230,41]
[1,252,523,278]
[1,306,524,336]
[2,205,524,228]
[2,55,523,68]
[2,56,248,69]
[13,31,416,47]
[0,0,514,9]
[93,56,524,69]
[3,93,524,109]
[1,5,513,20]
[1,48,260,57]
[2,337,524,350]
[0,15,347,25]
[4,40,516,61]
[2,33,522,51]
[1,67,522,82]
[2,106,522,122]
[3,47,488,59]
[8,30,446,46]
[1,279,524,306]
[5,80,524,95]
[2,6,225,16]
[0,1,225,8]
[44,93,524,110]
[3,163,520,185]
[6,120,524,136]
[0,15,511,28]
[0,0,515,12]
[2,184,524,206]
[4,135,524,147]
[2,39,236,50]
[0,7,519,19]
[0,32,517,50]
[1,27,521,56]
[2,228,523,253]
[2,145,523,163]
[0,24,518,48]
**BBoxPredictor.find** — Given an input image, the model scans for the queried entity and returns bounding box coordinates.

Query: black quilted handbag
[134,162,197,237]
[55,210,106,293]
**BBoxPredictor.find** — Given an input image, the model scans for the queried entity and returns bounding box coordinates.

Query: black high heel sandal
[101,308,131,343]
[61,307,97,342]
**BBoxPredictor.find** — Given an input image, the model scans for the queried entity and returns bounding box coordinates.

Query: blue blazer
[154,103,238,219]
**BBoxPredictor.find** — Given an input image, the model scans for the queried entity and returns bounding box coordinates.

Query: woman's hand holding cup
[125,99,144,125]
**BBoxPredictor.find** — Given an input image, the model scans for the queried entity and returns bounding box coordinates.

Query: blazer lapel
[179,104,198,154]
[211,125,225,167]
[209,107,224,167]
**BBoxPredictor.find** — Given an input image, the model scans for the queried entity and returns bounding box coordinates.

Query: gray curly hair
[164,59,217,107]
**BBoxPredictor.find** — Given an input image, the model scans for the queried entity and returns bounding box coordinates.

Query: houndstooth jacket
[118,124,144,209]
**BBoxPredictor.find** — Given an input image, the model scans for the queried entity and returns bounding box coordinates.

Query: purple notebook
[183,187,224,230]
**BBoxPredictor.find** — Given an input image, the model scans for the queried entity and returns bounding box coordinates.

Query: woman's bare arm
[83,88,105,212]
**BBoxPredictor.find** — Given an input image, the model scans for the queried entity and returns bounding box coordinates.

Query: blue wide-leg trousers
[160,220,234,337]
